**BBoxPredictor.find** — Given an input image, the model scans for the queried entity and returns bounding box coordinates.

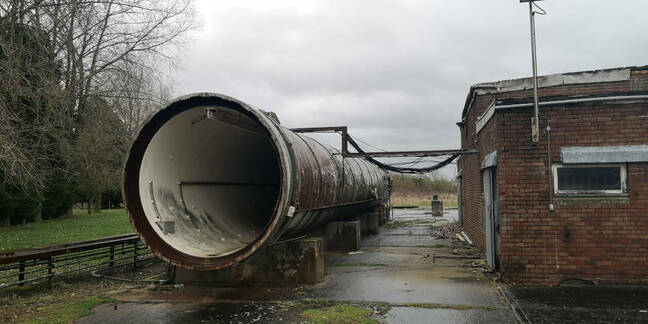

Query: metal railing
[0,234,154,289]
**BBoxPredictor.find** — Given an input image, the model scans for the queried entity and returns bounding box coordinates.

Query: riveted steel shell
[123,93,390,270]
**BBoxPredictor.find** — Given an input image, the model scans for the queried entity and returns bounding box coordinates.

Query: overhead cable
[344,133,460,174]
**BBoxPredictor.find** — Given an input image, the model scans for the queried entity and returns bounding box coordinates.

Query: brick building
[456,66,648,285]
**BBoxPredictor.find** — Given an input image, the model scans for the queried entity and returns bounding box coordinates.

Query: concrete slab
[314,209,506,307]
[389,209,457,228]
[384,307,516,324]
[78,208,516,323]
[108,286,299,304]
[381,227,437,236]
[312,266,503,306]
[78,302,196,324]
[361,234,448,247]
[326,247,479,268]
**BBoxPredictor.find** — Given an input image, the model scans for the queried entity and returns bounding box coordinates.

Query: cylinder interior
[137,105,281,258]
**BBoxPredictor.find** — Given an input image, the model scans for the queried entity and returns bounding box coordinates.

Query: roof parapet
[459,65,647,122]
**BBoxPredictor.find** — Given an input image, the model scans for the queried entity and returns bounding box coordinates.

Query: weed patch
[301,304,378,324]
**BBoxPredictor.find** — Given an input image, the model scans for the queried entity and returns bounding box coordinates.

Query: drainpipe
[546,122,554,212]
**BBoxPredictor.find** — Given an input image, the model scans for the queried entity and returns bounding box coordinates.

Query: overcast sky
[173,0,648,177]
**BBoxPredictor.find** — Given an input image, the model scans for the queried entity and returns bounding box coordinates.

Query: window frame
[552,163,627,196]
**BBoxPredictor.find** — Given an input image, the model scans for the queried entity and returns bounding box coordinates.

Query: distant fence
[0,234,154,289]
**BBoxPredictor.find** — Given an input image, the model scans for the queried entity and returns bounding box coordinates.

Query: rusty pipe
[123,93,391,270]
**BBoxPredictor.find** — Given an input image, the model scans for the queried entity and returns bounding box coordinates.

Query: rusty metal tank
[123,93,391,270]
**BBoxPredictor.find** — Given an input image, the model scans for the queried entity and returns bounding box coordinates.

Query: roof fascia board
[493,94,648,110]
[562,145,648,163]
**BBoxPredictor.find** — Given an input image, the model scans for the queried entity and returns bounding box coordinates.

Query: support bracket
[291,126,478,158]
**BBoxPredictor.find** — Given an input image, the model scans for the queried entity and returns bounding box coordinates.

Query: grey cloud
[174,0,648,177]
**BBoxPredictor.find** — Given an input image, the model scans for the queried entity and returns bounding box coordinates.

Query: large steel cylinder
[123,93,391,270]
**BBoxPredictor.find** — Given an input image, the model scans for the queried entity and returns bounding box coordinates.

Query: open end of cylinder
[128,99,282,267]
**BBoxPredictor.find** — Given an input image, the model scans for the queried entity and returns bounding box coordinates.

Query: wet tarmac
[508,285,648,323]
[78,208,517,323]
[78,302,301,324]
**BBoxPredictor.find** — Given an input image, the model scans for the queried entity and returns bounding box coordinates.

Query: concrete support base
[431,199,443,216]
[360,212,380,236]
[323,220,360,252]
[173,237,324,285]
[378,202,390,226]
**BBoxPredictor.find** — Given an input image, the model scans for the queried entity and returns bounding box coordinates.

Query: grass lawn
[0,264,168,324]
[0,193,456,251]
[20,295,116,324]
[0,209,133,252]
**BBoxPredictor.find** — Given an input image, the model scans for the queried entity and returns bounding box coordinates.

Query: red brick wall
[458,95,501,253]
[460,68,648,285]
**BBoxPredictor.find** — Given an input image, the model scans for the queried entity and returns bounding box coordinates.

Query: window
[552,164,627,195]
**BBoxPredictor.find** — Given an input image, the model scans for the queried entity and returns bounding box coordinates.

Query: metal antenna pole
[529,0,540,143]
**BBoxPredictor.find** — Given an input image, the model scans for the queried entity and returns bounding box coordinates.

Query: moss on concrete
[301,304,378,324]
[330,263,388,267]
[395,302,501,311]
[384,219,434,229]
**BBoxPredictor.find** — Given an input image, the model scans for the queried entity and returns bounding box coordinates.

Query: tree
[106,57,174,149]
[74,96,125,214]
[0,17,72,225]
[0,0,196,224]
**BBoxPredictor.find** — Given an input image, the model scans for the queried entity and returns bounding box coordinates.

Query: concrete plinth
[324,221,360,252]
[173,237,324,285]
[431,198,443,216]
[378,203,389,226]
[384,203,392,224]
[360,212,380,236]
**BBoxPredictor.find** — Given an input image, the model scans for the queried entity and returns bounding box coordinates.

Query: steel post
[47,257,53,289]
[132,242,138,271]
[109,245,115,268]
[18,262,25,286]
[528,0,540,142]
